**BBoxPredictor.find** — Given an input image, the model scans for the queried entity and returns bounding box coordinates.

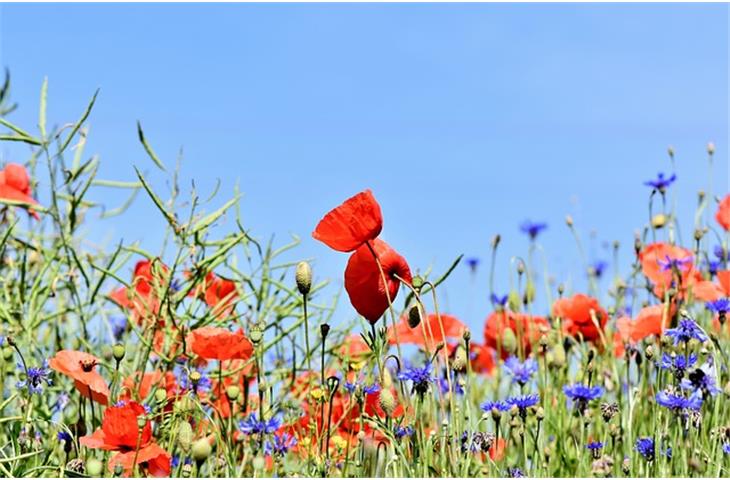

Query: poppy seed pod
[651,214,667,229]
[86,458,103,477]
[379,388,397,416]
[249,326,263,345]
[192,438,212,463]
[112,344,125,362]
[178,421,193,453]
[295,261,312,296]
[226,385,240,402]
[154,388,167,404]
[407,304,422,329]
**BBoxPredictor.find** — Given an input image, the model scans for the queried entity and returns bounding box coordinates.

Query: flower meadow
[0,74,729,479]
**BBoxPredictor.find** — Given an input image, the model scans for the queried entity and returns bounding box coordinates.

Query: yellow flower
[310,387,325,401]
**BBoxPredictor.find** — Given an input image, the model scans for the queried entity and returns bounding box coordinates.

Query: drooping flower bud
[407,304,422,329]
[379,388,397,416]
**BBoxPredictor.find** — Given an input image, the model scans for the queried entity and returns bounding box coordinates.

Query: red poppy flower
[338,335,372,367]
[312,190,383,252]
[188,326,254,361]
[80,401,171,477]
[110,259,169,324]
[693,270,730,302]
[483,311,549,359]
[119,371,178,404]
[0,163,39,218]
[613,304,675,357]
[49,350,110,405]
[716,194,730,231]
[553,294,608,343]
[638,242,701,299]
[188,271,238,319]
[388,312,466,350]
[344,239,411,324]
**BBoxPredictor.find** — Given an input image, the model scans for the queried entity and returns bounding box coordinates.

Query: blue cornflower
[658,255,693,272]
[681,363,722,397]
[520,220,548,240]
[170,278,182,293]
[503,356,538,386]
[655,390,702,412]
[644,172,676,191]
[264,433,297,456]
[707,298,730,315]
[480,400,509,413]
[344,380,380,396]
[714,245,728,261]
[239,413,282,435]
[57,431,72,444]
[490,293,509,307]
[397,362,436,396]
[505,394,540,419]
[17,360,52,395]
[586,441,604,459]
[589,260,609,279]
[665,318,708,345]
[708,260,722,276]
[659,353,697,376]
[563,384,603,412]
[635,437,655,461]
[110,316,127,341]
[171,456,191,469]
[466,257,480,271]
[394,425,414,440]
[507,467,525,478]
[723,444,730,455]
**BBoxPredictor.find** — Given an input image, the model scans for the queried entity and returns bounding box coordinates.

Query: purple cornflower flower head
[170,278,182,293]
[114,400,128,407]
[397,362,436,396]
[665,318,708,345]
[394,425,414,440]
[110,316,127,341]
[635,437,655,461]
[505,394,540,419]
[658,255,693,272]
[589,260,609,278]
[655,389,703,412]
[714,245,728,261]
[659,353,697,376]
[563,384,603,407]
[723,444,730,455]
[480,400,509,413]
[706,298,730,315]
[239,413,282,435]
[644,172,676,191]
[708,260,721,276]
[466,257,480,271]
[264,432,297,456]
[504,356,538,386]
[520,220,548,240]
[57,431,72,444]
[438,376,464,395]
[586,441,604,459]
[171,456,191,469]
[490,293,509,307]
[344,380,380,396]
[16,359,52,395]
[681,366,722,397]
[507,467,525,478]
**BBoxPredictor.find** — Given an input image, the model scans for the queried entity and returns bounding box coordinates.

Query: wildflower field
[0,71,729,479]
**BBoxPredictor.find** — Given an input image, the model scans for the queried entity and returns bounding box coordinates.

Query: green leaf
[137,121,166,171]
[190,195,240,234]
[134,166,176,228]
[60,88,99,154]
[0,134,41,145]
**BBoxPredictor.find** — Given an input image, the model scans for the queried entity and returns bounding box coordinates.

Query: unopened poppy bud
[226,385,240,402]
[154,389,167,403]
[249,326,263,345]
[694,229,704,241]
[137,416,147,429]
[407,304,422,329]
[451,346,467,372]
[523,281,536,304]
[320,323,330,339]
[536,407,545,421]
[707,142,715,155]
[192,438,212,462]
[508,291,521,312]
[491,234,501,249]
[113,463,124,477]
[86,458,102,477]
[112,344,125,362]
[252,456,265,471]
[549,344,566,369]
[565,215,574,227]
[380,388,397,417]
[178,421,194,453]
[501,328,517,355]
[651,214,667,229]
[295,261,312,296]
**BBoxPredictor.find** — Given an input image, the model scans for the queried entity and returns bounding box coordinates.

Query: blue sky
[0,4,727,334]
